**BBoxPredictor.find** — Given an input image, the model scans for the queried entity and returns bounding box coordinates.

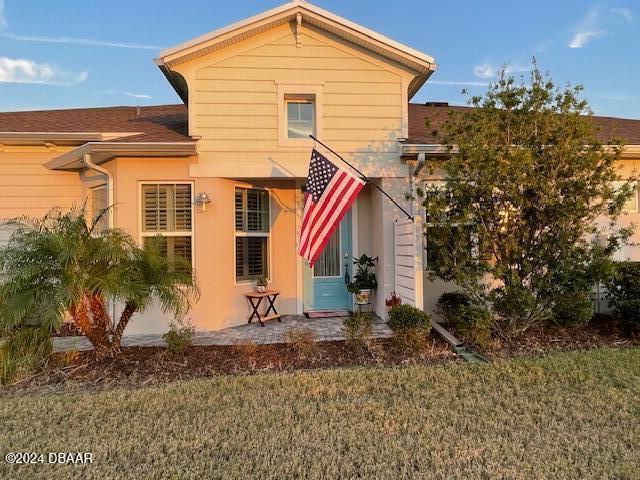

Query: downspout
[82,153,114,229]
[82,152,117,328]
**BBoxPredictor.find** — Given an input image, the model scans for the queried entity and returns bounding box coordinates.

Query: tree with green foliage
[419,63,635,333]
[0,207,199,359]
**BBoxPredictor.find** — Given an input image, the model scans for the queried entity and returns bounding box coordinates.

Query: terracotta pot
[355,289,371,305]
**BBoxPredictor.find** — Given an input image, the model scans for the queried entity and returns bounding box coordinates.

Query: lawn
[1,348,639,479]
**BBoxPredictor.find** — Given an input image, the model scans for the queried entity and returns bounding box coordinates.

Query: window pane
[236,237,268,280]
[236,188,269,233]
[142,184,192,233]
[287,100,315,139]
[143,236,192,275]
[314,228,340,277]
[235,188,245,231]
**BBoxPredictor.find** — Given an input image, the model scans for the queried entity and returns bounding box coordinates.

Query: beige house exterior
[1,0,639,333]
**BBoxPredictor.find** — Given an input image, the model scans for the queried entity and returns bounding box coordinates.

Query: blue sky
[0,0,638,118]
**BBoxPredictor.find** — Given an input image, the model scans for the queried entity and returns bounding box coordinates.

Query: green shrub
[343,311,373,350]
[388,305,431,353]
[606,262,640,334]
[436,291,472,324]
[0,327,52,385]
[437,293,492,347]
[551,289,594,327]
[162,319,195,354]
[491,285,537,329]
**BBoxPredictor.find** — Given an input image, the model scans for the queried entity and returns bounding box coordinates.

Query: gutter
[45,141,198,170]
[83,153,114,229]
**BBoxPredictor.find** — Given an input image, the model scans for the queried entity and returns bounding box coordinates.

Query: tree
[420,63,635,333]
[0,207,199,359]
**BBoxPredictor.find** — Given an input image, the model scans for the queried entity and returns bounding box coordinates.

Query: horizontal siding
[0,151,82,218]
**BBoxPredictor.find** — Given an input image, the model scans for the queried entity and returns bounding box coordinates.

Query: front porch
[52,314,392,353]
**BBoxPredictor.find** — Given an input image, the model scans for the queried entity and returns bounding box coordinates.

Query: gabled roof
[0,104,190,144]
[156,0,436,100]
[408,103,640,146]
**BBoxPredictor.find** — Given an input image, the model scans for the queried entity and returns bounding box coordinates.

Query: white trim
[277,83,324,148]
[137,181,196,272]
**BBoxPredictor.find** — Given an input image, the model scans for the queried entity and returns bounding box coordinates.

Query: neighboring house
[0,0,639,333]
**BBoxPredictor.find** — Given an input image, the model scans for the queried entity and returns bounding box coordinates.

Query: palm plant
[0,207,199,359]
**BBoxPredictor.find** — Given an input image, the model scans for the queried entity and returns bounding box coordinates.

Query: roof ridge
[0,104,184,115]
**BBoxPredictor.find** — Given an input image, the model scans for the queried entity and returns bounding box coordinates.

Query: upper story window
[141,183,193,272]
[286,96,315,139]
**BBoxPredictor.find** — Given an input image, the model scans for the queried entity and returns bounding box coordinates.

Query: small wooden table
[244,290,281,327]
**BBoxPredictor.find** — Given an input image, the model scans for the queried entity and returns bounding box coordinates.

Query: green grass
[1,348,639,479]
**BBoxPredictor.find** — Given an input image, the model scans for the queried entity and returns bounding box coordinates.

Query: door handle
[344,253,350,285]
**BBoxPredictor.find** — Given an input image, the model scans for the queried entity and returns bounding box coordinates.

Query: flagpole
[309,134,414,222]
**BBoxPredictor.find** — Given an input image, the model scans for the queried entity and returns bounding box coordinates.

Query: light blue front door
[311,210,352,310]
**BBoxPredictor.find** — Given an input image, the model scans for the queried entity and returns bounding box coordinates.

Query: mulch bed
[4,317,638,394]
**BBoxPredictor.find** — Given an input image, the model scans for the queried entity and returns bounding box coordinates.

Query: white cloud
[0,0,7,31]
[474,62,496,79]
[125,92,152,99]
[429,80,489,87]
[0,32,163,50]
[610,7,634,23]
[0,56,88,86]
[569,29,606,48]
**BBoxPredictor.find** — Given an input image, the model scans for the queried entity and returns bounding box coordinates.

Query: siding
[183,25,410,178]
[0,149,82,219]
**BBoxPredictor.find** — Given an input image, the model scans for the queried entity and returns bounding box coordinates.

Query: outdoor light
[195,192,212,212]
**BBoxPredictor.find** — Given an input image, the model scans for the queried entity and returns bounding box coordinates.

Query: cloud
[0,0,7,31]
[474,62,496,79]
[610,7,634,23]
[125,91,152,99]
[0,56,88,86]
[569,30,606,48]
[0,32,163,50]
[429,80,489,87]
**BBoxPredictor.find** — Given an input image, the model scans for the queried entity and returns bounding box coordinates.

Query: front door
[311,210,352,310]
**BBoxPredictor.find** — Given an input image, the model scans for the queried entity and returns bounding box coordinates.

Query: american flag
[299,148,365,266]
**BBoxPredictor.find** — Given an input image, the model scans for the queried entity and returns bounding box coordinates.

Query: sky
[0,0,638,118]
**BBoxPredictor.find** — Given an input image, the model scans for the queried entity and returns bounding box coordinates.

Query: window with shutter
[141,183,193,274]
[235,187,270,281]
[90,186,108,234]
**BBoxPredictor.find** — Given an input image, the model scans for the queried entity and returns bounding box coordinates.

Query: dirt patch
[4,319,638,395]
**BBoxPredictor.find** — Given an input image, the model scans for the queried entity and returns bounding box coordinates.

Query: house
[0,0,639,334]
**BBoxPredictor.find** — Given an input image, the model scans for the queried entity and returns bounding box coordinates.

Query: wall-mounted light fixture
[194,192,212,212]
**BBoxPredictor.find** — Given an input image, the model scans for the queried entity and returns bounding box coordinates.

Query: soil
[3,317,638,395]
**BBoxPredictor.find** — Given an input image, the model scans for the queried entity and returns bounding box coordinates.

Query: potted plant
[256,275,268,293]
[347,254,378,304]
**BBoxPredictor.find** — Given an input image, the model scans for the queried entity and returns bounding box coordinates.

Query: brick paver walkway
[52,315,392,353]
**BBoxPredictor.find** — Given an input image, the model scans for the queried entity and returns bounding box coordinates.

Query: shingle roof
[0,104,190,143]
[408,103,640,145]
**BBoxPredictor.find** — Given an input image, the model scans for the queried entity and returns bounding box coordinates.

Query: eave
[45,142,198,171]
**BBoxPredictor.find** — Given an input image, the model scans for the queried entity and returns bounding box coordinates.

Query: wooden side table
[244,290,281,327]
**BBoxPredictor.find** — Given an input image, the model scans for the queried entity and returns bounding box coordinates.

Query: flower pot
[257,285,266,293]
[355,289,371,305]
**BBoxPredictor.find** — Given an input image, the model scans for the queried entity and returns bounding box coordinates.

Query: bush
[162,319,195,354]
[436,291,472,324]
[388,305,431,353]
[437,292,492,347]
[491,285,537,329]
[343,311,373,350]
[283,328,318,359]
[0,327,52,385]
[551,288,593,327]
[606,261,640,334]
